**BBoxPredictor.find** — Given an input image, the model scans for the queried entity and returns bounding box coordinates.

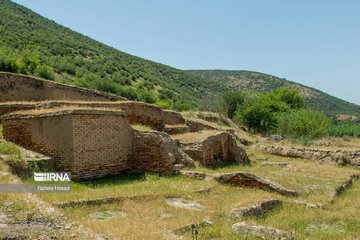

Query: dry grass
[131,124,156,131]
[171,130,220,142]
[8,106,124,115]
[164,124,187,128]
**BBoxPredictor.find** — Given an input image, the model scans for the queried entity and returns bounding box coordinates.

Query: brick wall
[1,109,183,180]
[0,72,124,102]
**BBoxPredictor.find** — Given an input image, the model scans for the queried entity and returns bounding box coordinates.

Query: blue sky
[13,0,360,105]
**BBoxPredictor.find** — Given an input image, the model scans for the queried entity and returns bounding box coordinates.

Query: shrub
[328,122,360,138]
[277,109,331,139]
[234,99,278,134]
[219,90,244,119]
[34,65,54,80]
[269,88,305,109]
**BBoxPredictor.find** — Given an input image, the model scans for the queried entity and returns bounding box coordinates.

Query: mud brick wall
[133,131,180,176]
[37,101,187,131]
[71,113,134,180]
[163,110,185,125]
[2,110,134,180]
[0,103,37,117]
[2,109,183,180]
[2,114,74,171]
[180,132,249,166]
[0,72,124,102]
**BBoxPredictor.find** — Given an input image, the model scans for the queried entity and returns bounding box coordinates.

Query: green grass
[0,141,21,155]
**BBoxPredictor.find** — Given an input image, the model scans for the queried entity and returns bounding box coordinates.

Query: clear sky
[13,0,360,105]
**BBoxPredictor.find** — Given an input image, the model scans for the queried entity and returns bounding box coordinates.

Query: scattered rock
[193,186,213,194]
[267,135,284,142]
[262,162,288,167]
[180,170,206,180]
[330,174,360,203]
[89,210,127,220]
[291,200,324,209]
[165,197,205,211]
[213,171,298,197]
[174,219,213,234]
[228,199,280,218]
[159,213,172,218]
[232,222,295,240]
[174,164,185,171]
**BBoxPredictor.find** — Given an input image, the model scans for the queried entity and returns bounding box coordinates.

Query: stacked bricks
[1,109,181,180]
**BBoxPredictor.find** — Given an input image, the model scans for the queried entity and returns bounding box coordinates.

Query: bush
[34,65,54,80]
[328,122,360,138]
[219,90,244,119]
[234,98,278,134]
[277,109,331,139]
[269,88,305,109]
[0,55,19,73]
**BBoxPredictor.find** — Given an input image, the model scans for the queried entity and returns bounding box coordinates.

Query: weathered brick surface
[179,132,249,166]
[0,72,124,102]
[36,101,187,131]
[1,109,185,180]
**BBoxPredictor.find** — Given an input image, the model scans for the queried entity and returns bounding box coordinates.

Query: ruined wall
[0,72,124,102]
[71,113,134,180]
[259,145,360,166]
[1,109,186,180]
[179,132,249,166]
[133,131,181,176]
[163,110,185,125]
[0,103,36,117]
[2,110,134,180]
[36,101,187,131]
[2,113,74,172]
[185,119,217,132]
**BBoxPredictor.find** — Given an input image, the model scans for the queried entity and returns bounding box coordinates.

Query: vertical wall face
[133,131,180,176]
[71,114,134,180]
[2,115,74,171]
[0,72,124,102]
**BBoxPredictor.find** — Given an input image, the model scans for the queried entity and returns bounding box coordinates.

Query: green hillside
[0,0,226,110]
[0,0,359,117]
[188,70,360,117]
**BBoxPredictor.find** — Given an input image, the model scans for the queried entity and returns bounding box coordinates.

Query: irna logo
[34,172,71,182]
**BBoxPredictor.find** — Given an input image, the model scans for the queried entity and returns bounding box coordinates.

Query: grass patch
[0,141,21,155]
[131,124,156,131]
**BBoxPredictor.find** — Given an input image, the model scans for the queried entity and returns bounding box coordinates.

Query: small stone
[180,170,206,180]
[165,197,205,210]
[232,222,294,240]
[228,199,280,218]
[262,162,288,167]
[65,225,71,230]
[159,213,172,218]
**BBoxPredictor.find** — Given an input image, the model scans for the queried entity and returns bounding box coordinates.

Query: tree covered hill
[0,0,226,110]
[0,0,359,117]
[188,70,360,117]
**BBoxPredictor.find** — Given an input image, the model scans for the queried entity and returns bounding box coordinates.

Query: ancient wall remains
[0,72,124,102]
[1,109,187,180]
[259,145,360,166]
[36,101,187,131]
[179,132,249,166]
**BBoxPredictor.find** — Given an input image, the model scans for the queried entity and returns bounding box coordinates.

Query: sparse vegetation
[0,141,21,155]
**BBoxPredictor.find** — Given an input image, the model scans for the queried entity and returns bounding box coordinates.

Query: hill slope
[188,70,360,117]
[0,0,226,110]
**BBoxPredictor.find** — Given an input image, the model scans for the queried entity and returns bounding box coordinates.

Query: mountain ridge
[188,69,360,117]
